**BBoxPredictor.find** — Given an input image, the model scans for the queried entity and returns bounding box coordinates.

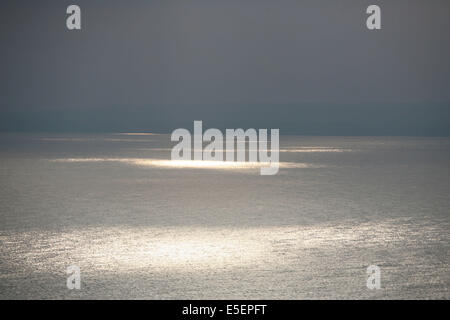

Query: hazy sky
[1,0,449,134]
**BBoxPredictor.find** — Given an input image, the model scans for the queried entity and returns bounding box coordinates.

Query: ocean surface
[0,133,449,299]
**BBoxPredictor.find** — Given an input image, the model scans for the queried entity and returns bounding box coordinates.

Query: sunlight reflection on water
[50,158,324,169]
[1,220,433,273]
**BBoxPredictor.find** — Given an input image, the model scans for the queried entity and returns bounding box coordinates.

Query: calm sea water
[0,133,449,299]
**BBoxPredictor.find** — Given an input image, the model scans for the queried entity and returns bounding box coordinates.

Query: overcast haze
[1,0,449,134]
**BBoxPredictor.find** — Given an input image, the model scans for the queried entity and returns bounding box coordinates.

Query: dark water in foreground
[0,133,449,299]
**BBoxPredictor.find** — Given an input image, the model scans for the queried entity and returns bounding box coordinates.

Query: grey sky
[0,0,449,134]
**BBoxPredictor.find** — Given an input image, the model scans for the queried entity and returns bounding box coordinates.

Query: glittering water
[0,133,449,299]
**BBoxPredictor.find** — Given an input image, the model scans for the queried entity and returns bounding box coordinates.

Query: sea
[0,133,448,299]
